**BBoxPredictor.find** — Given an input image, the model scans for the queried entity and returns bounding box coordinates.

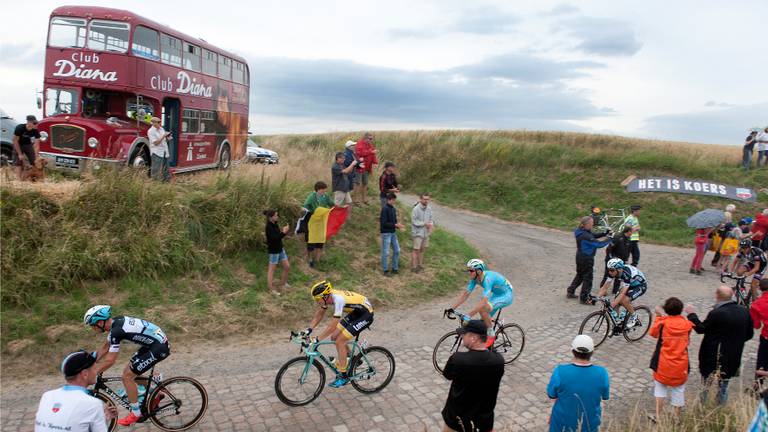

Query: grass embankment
[0,163,475,374]
[258,131,767,247]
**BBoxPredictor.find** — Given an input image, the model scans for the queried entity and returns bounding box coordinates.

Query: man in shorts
[84,305,170,426]
[12,115,41,180]
[411,193,434,272]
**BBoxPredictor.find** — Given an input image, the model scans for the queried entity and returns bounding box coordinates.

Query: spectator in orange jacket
[649,297,694,423]
[353,132,378,205]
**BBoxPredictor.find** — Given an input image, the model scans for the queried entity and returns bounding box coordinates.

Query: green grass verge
[0,167,475,372]
[258,130,767,247]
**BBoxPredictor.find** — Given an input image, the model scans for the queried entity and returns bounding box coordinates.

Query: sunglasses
[468,269,477,273]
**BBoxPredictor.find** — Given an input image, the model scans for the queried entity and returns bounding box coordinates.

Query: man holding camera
[566,216,612,304]
[147,117,171,182]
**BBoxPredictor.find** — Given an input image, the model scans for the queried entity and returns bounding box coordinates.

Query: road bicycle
[578,296,652,348]
[721,272,752,307]
[91,365,208,432]
[275,331,396,406]
[595,208,629,235]
[432,309,525,374]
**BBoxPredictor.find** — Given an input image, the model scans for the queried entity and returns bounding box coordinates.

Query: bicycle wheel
[349,346,396,394]
[274,357,325,406]
[623,306,652,343]
[432,331,466,374]
[93,392,118,432]
[493,323,525,364]
[147,376,208,431]
[579,311,611,348]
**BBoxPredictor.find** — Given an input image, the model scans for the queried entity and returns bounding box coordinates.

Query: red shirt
[695,228,711,244]
[354,138,378,173]
[752,214,768,241]
[750,292,768,339]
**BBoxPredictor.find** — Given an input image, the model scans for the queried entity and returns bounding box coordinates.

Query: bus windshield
[45,88,79,116]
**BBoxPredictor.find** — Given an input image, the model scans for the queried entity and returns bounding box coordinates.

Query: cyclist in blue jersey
[446,259,515,348]
[83,305,170,426]
[597,258,648,328]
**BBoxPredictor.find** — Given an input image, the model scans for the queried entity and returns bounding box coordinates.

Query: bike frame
[93,365,156,413]
[722,273,750,305]
[294,335,373,384]
[596,208,628,233]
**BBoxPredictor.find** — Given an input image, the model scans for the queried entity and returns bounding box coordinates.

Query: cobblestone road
[2,201,760,431]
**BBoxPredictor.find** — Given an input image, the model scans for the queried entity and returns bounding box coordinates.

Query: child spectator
[380,193,404,275]
[649,297,694,423]
[264,209,290,295]
[378,161,400,208]
[302,181,334,268]
[690,227,714,275]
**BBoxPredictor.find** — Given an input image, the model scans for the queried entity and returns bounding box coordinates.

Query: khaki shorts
[413,236,429,250]
[334,191,352,206]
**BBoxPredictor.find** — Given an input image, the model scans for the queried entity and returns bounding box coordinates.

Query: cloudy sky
[1,0,766,144]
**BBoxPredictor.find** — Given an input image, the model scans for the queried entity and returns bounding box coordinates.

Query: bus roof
[50,5,248,65]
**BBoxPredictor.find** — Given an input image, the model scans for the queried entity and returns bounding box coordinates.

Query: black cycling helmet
[739,238,752,249]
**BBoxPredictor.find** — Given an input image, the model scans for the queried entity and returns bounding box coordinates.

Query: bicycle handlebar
[720,273,746,283]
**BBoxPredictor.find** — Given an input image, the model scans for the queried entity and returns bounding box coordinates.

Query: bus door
[162,98,180,167]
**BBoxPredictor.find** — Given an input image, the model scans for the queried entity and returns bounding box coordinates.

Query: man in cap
[546,335,610,432]
[342,140,359,198]
[441,320,505,432]
[147,116,171,182]
[35,350,114,432]
[12,115,41,180]
[623,205,642,266]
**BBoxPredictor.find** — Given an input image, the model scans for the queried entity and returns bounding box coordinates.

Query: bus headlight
[88,137,99,148]
[39,132,48,142]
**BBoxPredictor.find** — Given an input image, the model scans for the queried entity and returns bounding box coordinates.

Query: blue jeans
[701,376,730,405]
[381,233,400,271]
[743,147,753,171]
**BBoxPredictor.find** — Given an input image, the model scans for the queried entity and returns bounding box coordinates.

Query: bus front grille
[51,124,85,153]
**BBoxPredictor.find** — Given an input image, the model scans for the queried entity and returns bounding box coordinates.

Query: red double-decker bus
[37,5,249,173]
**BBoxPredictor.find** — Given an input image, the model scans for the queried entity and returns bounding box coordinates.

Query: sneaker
[383,270,391,277]
[392,269,398,275]
[270,290,282,297]
[417,265,424,271]
[329,375,349,388]
[309,260,315,268]
[118,412,142,426]
[566,293,578,299]
[411,267,418,273]
[689,268,695,274]
[484,335,496,348]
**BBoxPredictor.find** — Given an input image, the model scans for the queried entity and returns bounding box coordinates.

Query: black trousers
[629,240,640,266]
[567,255,595,300]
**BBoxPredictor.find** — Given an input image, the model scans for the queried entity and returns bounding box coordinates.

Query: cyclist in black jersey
[83,305,170,426]
[731,239,768,300]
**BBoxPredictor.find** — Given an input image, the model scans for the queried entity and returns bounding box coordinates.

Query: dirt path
[2,199,755,431]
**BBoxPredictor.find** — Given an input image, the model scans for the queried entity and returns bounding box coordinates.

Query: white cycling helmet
[606,258,625,270]
[83,305,112,326]
[466,258,487,272]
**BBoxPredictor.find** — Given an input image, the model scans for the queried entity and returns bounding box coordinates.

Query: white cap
[344,140,357,149]
[571,335,594,353]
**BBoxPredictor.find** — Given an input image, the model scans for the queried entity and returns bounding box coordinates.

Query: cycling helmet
[740,239,752,249]
[466,258,487,272]
[606,258,625,270]
[310,280,333,300]
[83,305,111,326]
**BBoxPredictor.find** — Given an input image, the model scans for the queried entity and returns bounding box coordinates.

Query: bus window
[49,17,87,48]
[88,20,130,53]
[183,42,201,72]
[202,49,217,76]
[45,88,79,116]
[200,110,215,133]
[161,34,182,67]
[182,109,199,133]
[132,26,159,60]
[218,56,231,80]
[126,99,155,123]
[232,61,245,84]
[82,89,109,118]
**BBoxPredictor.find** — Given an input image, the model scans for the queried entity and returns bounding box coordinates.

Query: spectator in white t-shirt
[757,127,768,168]
[147,117,171,182]
[35,350,114,432]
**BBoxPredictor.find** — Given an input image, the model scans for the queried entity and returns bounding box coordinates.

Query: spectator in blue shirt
[547,335,610,432]
[566,216,612,304]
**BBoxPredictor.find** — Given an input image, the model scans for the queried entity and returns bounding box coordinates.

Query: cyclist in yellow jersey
[305,280,374,388]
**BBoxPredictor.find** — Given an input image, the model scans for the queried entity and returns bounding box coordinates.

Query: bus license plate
[55,156,79,168]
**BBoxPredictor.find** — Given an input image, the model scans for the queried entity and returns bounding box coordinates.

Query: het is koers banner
[626,177,757,202]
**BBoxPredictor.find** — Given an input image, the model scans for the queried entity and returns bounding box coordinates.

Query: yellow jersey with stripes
[327,289,374,317]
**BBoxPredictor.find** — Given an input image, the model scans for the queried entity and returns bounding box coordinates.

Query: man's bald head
[716,285,733,301]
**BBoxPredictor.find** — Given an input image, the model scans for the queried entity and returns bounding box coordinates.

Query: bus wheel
[130,147,151,176]
[219,144,231,170]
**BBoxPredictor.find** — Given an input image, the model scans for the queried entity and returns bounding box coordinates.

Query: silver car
[246,140,279,164]
[1,109,17,166]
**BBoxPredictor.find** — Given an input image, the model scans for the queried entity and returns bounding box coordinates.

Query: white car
[246,141,279,164]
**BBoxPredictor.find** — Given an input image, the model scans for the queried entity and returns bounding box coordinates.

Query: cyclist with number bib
[446,259,515,348]
[305,281,374,389]
[83,305,170,427]
[731,239,767,300]
[597,258,648,328]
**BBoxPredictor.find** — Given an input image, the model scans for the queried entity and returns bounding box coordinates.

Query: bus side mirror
[36,97,42,109]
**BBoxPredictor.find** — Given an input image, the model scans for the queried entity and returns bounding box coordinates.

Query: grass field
[0,161,476,373]
[255,130,767,247]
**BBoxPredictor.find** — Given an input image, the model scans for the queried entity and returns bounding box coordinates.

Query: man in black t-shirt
[12,115,41,179]
[441,320,505,432]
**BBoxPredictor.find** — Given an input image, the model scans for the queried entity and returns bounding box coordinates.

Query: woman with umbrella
[688,209,726,275]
